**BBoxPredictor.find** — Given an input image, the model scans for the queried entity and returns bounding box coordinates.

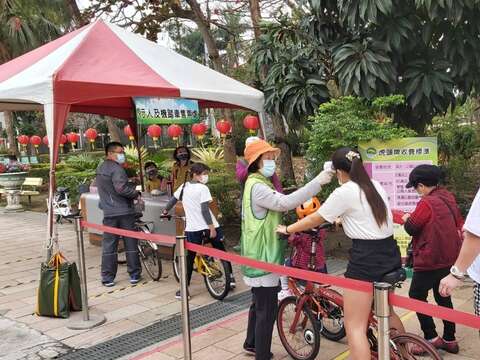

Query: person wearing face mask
[144,161,167,194]
[277,147,405,360]
[240,139,334,359]
[171,146,193,193]
[95,142,142,287]
[162,162,235,299]
[401,164,463,354]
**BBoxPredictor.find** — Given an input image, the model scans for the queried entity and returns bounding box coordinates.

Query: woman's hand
[276,225,289,235]
[402,213,411,223]
[317,169,335,185]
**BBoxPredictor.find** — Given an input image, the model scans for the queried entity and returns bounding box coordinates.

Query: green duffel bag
[68,262,82,311]
[36,252,70,318]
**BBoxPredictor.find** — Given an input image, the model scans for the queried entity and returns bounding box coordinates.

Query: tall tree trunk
[248,0,262,39]
[4,111,18,155]
[105,116,121,142]
[248,1,296,184]
[187,0,237,166]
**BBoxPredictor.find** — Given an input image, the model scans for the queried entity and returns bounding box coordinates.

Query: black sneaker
[175,290,191,300]
[243,345,273,358]
[102,281,115,287]
[130,276,142,285]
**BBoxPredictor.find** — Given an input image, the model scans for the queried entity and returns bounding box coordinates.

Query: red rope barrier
[80,220,480,329]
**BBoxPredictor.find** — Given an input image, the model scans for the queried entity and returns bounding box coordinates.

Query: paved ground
[1,211,479,359]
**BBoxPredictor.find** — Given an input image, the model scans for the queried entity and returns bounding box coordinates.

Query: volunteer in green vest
[241,139,334,359]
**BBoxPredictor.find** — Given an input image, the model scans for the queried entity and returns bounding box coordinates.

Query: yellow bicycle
[161,214,231,300]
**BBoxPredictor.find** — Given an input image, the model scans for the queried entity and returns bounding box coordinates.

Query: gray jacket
[96,159,139,217]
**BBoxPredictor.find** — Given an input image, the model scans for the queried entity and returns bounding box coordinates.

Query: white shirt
[318,180,393,240]
[466,189,480,283]
[174,182,219,232]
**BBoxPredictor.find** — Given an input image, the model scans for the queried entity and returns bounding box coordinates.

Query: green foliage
[124,144,148,165]
[191,146,226,172]
[306,96,416,173]
[56,169,96,205]
[63,154,101,171]
[428,100,480,161]
[252,0,480,131]
[208,171,241,222]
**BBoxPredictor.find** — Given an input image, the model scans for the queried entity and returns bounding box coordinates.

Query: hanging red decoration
[124,125,134,142]
[192,123,207,140]
[42,135,49,146]
[243,115,260,134]
[216,119,232,137]
[17,135,29,145]
[147,125,162,149]
[84,128,98,150]
[167,124,183,141]
[59,134,67,153]
[67,132,79,150]
[30,135,41,154]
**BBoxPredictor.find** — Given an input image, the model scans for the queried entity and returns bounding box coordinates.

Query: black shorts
[344,237,401,283]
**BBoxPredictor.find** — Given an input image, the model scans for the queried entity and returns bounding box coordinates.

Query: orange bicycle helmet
[296,197,321,219]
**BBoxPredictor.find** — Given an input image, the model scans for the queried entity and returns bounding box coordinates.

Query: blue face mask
[260,159,276,178]
[116,153,126,164]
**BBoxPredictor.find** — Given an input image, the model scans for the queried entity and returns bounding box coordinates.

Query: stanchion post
[177,234,192,360]
[374,282,391,360]
[74,216,90,321]
[67,216,106,330]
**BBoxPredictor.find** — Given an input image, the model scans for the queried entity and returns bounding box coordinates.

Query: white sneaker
[278,289,293,301]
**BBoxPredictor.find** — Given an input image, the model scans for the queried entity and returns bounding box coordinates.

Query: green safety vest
[241,173,285,278]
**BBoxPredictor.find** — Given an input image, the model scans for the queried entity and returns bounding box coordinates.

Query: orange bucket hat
[244,139,281,166]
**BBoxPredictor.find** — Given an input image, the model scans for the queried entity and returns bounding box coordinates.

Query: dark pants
[185,227,233,285]
[409,267,456,341]
[101,214,142,283]
[244,286,279,360]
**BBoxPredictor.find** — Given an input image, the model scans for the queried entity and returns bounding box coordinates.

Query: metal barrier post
[374,282,391,360]
[67,216,106,330]
[177,234,192,360]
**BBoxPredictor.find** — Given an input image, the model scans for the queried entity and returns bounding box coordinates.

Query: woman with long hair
[171,146,193,193]
[277,147,404,360]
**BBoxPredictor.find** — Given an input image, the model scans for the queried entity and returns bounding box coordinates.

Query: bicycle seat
[56,187,68,193]
[381,268,406,286]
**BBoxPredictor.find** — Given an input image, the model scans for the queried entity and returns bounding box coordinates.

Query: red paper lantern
[42,135,49,146]
[216,119,232,137]
[30,135,41,146]
[59,134,67,145]
[67,132,79,144]
[124,125,134,141]
[85,128,98,142]
[243,115,260,134]
[147,124,162,148]
[147,125,162,139]
[167,124,183,141]
[192,123,207,139]
[17,135,29,145]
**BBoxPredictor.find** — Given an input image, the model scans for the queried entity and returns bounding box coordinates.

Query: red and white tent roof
[0,19,264,115]
[0,20,264,242]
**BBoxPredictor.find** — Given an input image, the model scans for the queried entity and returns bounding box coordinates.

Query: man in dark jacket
[402,164,463,354]
[96,142,142,287]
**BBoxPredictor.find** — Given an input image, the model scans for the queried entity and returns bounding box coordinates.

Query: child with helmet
[278,197,328,300]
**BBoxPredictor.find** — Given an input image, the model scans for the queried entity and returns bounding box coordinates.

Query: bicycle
[277,223,442,360]
[46,187,74,224]
[160,214,231,300]
[134,214,162,281]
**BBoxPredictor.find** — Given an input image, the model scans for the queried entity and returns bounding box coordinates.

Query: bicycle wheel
[317,295,346,341]
[203,256,230,300]
[277,296,320,360]
[390,333,442,360]
[138,240,162,281]
[172,244,181,283]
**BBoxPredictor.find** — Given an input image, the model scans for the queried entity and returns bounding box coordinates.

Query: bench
[20,177,43,205]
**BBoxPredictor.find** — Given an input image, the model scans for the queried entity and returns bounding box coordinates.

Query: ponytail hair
[331,147,388,227]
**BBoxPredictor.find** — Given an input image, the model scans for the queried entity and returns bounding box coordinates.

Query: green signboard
[134,97,200,125]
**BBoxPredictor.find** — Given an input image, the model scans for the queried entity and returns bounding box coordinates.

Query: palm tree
[0,0,74,154]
